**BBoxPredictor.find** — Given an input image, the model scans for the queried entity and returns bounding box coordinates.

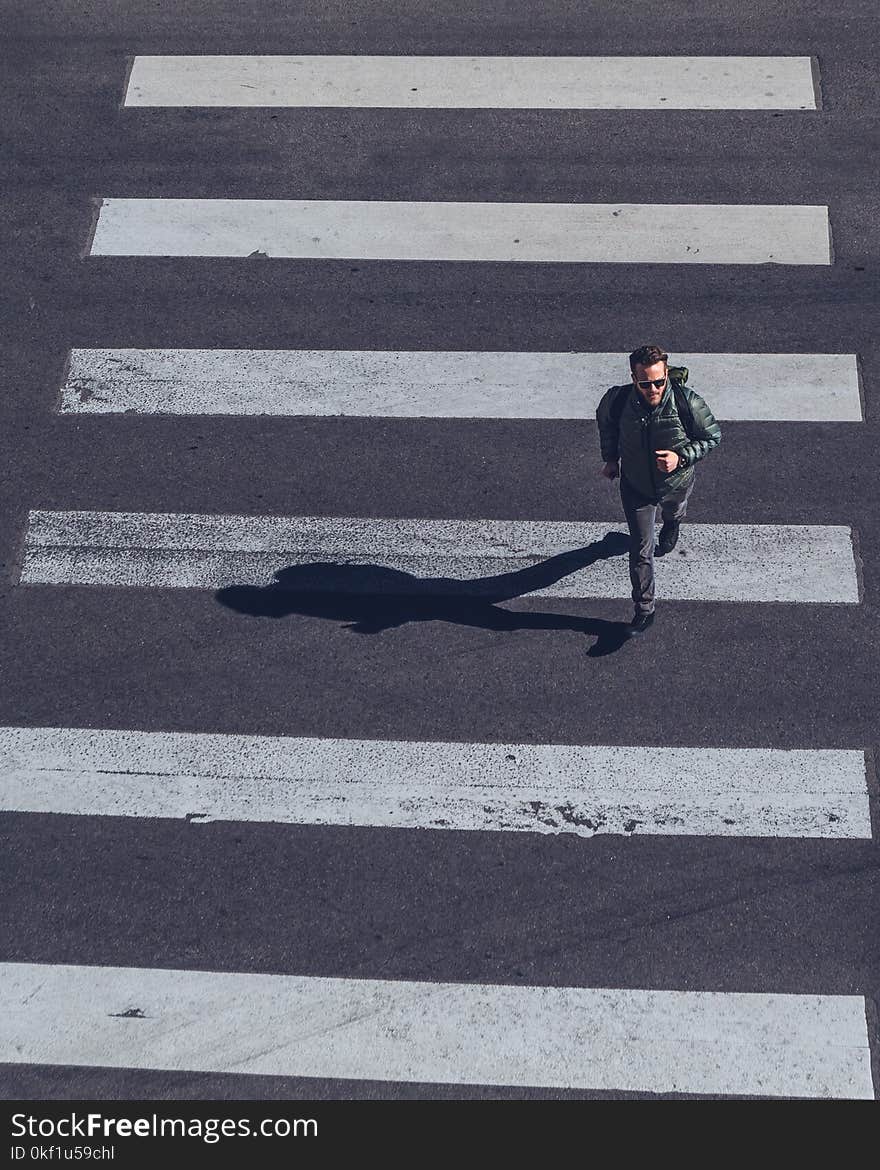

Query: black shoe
[657,520,680,556]
[627,610,655,635]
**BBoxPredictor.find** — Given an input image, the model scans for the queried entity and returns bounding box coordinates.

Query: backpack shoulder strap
[669,373,696,437]
[609,383,631,428]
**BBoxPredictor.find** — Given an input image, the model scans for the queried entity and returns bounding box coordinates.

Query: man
[596,344,721,635]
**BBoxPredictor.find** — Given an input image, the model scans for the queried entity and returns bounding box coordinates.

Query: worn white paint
[0,726,868,839]
[59,350,863,422]
[88,198,832,265]
[123,55,819,110]
[1,963,872,1097]
[20,511,860,603]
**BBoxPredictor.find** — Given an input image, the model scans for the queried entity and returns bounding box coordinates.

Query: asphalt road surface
[1,1,878,1099]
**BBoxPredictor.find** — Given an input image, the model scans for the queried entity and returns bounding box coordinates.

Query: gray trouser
[619,473,695,614]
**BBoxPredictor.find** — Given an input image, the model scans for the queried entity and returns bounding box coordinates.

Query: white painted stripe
[124,55,819,110]
[20,511,860,603]
[59,350,863,422]
[0,727,869,839]
[1,962,871,1097]
[88,199,832,265]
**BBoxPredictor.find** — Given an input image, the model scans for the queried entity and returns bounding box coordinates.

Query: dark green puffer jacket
[596,377,722,502]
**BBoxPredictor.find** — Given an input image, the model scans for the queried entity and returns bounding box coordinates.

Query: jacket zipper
[647,412,658,497]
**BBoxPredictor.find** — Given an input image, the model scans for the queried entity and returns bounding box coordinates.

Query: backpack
[609,365,696,437]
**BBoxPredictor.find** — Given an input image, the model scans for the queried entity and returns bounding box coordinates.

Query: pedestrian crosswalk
[124,55,820,110]
[3,962,873,1097]
[5,39,876,1101]
[0,726,869,839]
[20,510,861,601]
[60,349,864,419]
[89,197,832,263]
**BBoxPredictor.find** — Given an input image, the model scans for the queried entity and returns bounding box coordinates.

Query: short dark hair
[629,344,668,371]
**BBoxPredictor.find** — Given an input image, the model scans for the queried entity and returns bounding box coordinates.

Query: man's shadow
[215,530,633,657]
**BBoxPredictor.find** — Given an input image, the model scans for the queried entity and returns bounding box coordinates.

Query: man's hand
[601,460,619,479]
[655,449,681,473]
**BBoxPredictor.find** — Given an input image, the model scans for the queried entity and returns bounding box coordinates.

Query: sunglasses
[636,377,667,390]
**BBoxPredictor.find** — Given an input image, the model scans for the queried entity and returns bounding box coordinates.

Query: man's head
[629,344,669,407]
